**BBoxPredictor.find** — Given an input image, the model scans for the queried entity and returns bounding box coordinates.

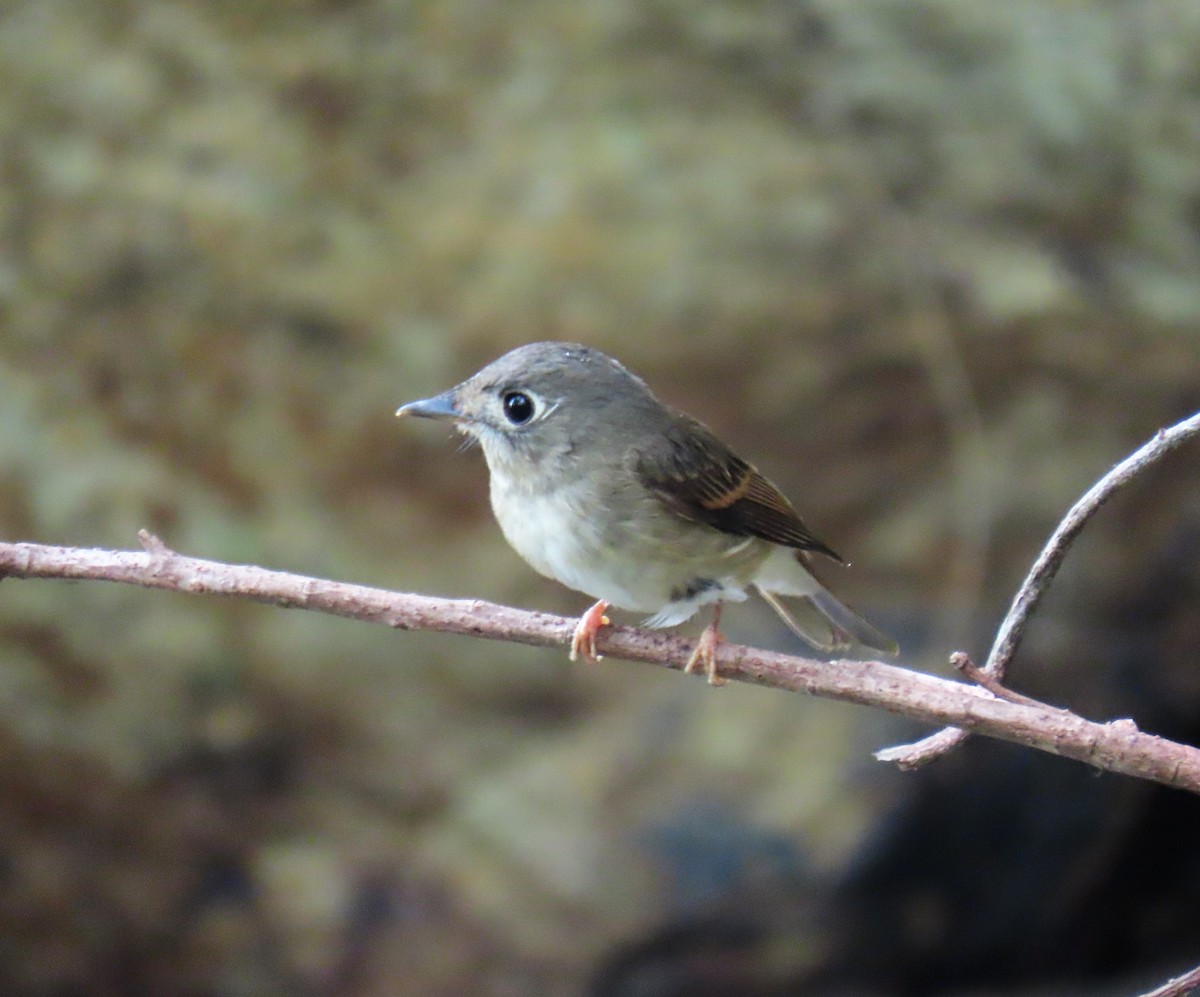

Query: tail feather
[757,585,898,657]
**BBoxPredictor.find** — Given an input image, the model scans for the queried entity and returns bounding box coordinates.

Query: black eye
[502,391,535,425]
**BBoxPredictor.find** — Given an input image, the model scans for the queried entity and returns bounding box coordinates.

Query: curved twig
[878,409,1200,769]
[0,531,1198,795]
[1135,961,1200,997]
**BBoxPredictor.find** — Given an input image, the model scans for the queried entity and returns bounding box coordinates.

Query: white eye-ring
[499,390,559,427]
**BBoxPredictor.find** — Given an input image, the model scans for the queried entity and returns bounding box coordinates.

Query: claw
[683,605,726,686]
[569,600,610,663]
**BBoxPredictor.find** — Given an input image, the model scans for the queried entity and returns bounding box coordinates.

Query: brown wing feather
[633,413,843,561]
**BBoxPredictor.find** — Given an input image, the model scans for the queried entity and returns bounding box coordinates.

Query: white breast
[488,471,759,623]
[491,480,605,593]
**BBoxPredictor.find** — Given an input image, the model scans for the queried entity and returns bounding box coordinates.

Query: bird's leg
[684,604,726,686]
[569,600,610,663]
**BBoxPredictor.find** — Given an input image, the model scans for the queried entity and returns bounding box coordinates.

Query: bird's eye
[502,391,536,425]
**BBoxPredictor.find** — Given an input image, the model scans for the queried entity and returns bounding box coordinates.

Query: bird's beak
[396,390,462,421]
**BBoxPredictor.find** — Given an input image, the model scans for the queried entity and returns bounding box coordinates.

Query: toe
[569,601,610,663]
[684,627,727,685]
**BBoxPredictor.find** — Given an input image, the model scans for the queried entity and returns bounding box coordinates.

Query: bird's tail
[757,585,898,657]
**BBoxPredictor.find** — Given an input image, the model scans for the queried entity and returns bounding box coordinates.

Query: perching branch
[877,409,1200,770]
[1,414,1197,997]
[1137,961,1200,997]
[1,529,1199,796]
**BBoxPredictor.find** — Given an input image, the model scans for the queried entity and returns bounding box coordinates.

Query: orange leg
[684,604,726,686]
[569,600,611,663]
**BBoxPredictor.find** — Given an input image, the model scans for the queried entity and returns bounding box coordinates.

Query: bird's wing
[632,413,842,560]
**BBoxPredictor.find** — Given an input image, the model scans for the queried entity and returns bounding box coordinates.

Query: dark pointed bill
[396,391,461,420]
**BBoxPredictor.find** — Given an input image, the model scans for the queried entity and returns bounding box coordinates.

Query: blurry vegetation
[0,0,1198,994]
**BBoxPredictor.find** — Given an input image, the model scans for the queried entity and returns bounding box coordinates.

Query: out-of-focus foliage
[0,1,1198,994]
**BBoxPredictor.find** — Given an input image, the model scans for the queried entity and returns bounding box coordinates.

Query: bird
[397,342,896,684]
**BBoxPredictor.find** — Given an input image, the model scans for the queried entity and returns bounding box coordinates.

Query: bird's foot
[684,606,726,686]
[569,600,610,663]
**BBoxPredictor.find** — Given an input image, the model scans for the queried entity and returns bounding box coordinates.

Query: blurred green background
[1,1,1199,994]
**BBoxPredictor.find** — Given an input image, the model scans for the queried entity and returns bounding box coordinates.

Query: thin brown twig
[878,409,1200,769]
[949,651,1051,709]
[0,532,1199,795]
[1135,961,1200,997]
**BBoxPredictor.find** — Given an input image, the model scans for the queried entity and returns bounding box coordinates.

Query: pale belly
[489,474,767,623]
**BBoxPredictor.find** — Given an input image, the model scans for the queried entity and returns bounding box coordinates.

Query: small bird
[398,342,896,684]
